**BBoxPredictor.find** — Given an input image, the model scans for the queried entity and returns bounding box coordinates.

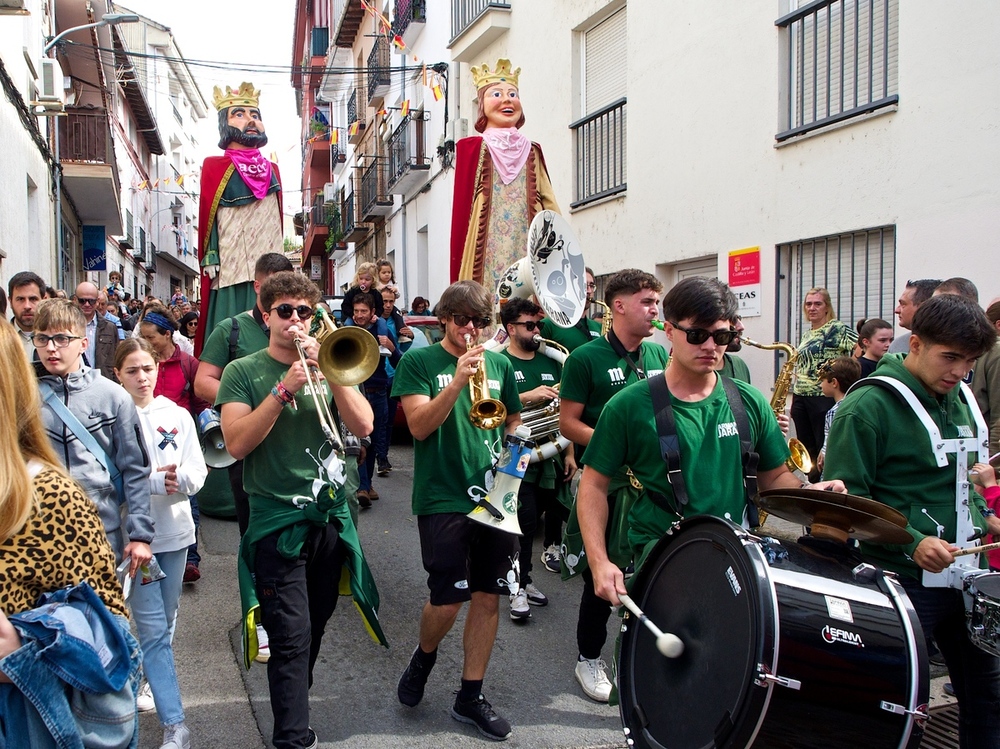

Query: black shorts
[417,512,520,605]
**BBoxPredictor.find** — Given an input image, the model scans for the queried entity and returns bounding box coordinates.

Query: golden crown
[470,59,520,91]
[213,82,260,112]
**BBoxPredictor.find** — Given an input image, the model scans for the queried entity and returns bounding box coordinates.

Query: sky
[122,0,304,215]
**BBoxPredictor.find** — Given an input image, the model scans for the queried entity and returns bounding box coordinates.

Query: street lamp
[46,12,139,290]
[44,13,139,54]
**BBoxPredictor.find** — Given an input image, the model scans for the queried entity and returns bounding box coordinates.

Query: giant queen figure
[195,82,283,353]
[450,59,560,288]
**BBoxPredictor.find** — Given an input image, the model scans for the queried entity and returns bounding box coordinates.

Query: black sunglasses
[453,314,492,329]
[76,297,97,306]
[670,323,737,346]
[270,304,314,320]
[509,320,539,332]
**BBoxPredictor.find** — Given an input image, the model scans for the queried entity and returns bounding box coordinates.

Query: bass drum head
[619,516,772,749]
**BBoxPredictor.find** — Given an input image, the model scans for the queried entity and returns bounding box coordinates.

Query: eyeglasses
[269,304,314,320]
[509,320,539,331]
[32,334,83,349]
[77,298,97,306]
[669,323,738,346]
[452,314,492,329]
[586,282,597,290]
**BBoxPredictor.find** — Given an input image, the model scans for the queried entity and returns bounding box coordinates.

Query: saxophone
[741,337,813,477]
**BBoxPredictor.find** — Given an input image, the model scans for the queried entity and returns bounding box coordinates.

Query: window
[775,225,896,373]
[776,0,898,141]
[571,6,627,208]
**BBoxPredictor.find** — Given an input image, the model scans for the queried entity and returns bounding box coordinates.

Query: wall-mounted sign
[310,255,322,281]
[82,225,107,272]
[728,246,761,317]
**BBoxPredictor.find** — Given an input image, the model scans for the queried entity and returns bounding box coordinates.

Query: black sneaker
[377,458,392,476]
[451,693,511,741]
[304,727,318,749]
[398,648,432,707]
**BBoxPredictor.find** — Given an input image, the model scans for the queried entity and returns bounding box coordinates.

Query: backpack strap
[38,383,122,492]
[228,315,240,361]
[647,373,688,517]
[720,375,761,527]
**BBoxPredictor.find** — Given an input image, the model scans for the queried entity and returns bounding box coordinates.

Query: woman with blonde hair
[0,318,138,747]
[790,287,857,480]
[341,261,384,320]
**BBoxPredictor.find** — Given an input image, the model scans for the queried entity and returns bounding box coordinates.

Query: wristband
[982,508,997,518]
[272,382,296,407]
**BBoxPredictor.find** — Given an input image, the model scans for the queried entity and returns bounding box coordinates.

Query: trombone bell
[317,325,381,387]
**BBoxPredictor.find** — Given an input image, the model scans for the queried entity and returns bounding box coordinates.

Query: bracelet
[982,508,997,518]
[271,382,296,407]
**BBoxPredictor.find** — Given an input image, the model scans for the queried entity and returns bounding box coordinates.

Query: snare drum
[617,516,927,749]
[966,572,1000,657]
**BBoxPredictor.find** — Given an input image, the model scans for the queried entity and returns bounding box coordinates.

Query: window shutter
[585,7,627,115]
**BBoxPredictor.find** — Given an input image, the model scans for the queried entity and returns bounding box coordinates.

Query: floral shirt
[793,319,857,396]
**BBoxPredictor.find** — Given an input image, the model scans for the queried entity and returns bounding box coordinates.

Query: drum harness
[646,372,762,528]
[848,376,991,589]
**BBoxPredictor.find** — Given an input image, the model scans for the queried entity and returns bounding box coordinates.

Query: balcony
[306,131,331,170]
[342,190,369,243]
[393,0,426,48]
[570,98,627,209]
[58,107,123,234]
[304,194,330,260]
[448,0,511,63]
[360,158,394,219]
[347,89,366,145]
[331,132,347,174]
[367,37,391,106]
[333,0,365,48]
[387,114,431,195]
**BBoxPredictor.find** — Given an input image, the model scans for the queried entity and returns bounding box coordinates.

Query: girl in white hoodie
[114,338,206,749]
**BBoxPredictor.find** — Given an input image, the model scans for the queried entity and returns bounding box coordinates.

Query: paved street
[141,444,624,748]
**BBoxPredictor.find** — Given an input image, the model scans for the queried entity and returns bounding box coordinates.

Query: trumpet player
[217,272,376,749]
[499,298,577,621]
[392,280,523,741]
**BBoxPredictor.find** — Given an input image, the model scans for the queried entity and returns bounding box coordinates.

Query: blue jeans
[901,579,1000,749]
[361,388,388,491]
[129,548,187,726]
[186,494,200,566]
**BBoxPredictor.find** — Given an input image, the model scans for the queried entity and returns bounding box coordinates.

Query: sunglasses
[509,320,539,331]
[453,314,492,329]
[32,334,83,349]
[670,323,738,346]
[270,304,314,320]
[77,298,97,306]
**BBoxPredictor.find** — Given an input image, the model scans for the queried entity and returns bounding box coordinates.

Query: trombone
[293,308,380,452]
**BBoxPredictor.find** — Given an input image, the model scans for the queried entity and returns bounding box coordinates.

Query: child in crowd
[341,262,384,320]
[855,318,894,377]
[971,460,1000,571]
[376,258,400,299]
[817,356,862,476]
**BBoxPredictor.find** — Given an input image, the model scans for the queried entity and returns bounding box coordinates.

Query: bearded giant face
[217,106,268,149]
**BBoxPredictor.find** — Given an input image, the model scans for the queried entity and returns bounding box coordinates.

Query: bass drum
[618,516,927,749]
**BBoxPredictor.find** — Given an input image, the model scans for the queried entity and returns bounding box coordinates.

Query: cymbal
[756,488,912,545]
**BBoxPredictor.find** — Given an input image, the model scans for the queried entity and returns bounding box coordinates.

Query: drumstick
[952,540,1000,558]
[618,593,684,658]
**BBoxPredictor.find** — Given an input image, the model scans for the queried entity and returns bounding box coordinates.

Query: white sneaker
[255,623,270,663]
[575,657,612,702]
[525,582,548,606]
[509,588,531,620]
[161,721,191,749]
[136,680,155,712]
[540,544,561,573]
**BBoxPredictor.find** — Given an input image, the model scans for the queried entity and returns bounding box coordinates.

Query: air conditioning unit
[323,182,337,203]
[38,58,64,104]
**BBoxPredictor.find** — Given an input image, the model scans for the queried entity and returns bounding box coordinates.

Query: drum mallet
[618,593,684,658]
[952,540,1000,558]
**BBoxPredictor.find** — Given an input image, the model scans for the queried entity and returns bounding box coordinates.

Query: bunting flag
[163,177,172,185]
[138,180,148,190]
[376,107,387,117]
[152,179,160,188]
[400,100,410,118]
[422,64,427,88]
[348,121,359,137]
[330,128,339,145]
[176,175,184,187]
[392,34,405,51]
[431,80,443,102]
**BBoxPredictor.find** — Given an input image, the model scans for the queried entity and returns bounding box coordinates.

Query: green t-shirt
[560,336,670,461]
[392,343,522,515]
[720,353,751,384]
[538,316,602,353]
[586,374,789,555]
[200,309,270,369]
[216,349,345,508]
[502,349,562,484]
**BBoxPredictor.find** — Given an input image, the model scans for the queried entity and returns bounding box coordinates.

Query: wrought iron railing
[451,0,510,40]
[387,115,425,187]
[392,0,426,38]
[347,88,359,127]
[367,37,390,102]
[569,98,627,208]
[343,190,357,236]
[360,158,389,216]
[59,108,111,163]
[776,0,898,140]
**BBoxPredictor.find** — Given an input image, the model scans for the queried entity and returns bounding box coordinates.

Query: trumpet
[293,309,380,451]
[466,334,507,430]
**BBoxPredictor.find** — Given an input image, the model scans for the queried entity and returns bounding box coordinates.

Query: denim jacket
[0,582,140,749]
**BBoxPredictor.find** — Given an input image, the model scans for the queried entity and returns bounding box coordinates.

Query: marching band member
[824,293,1000,749]
[559,269,670,702]
[499,298,576,620]
[392,280,522,741]
[217,272,379,749]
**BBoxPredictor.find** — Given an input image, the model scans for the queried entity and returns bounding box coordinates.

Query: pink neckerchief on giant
[481,127,531,185]
[225,148,272,200]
